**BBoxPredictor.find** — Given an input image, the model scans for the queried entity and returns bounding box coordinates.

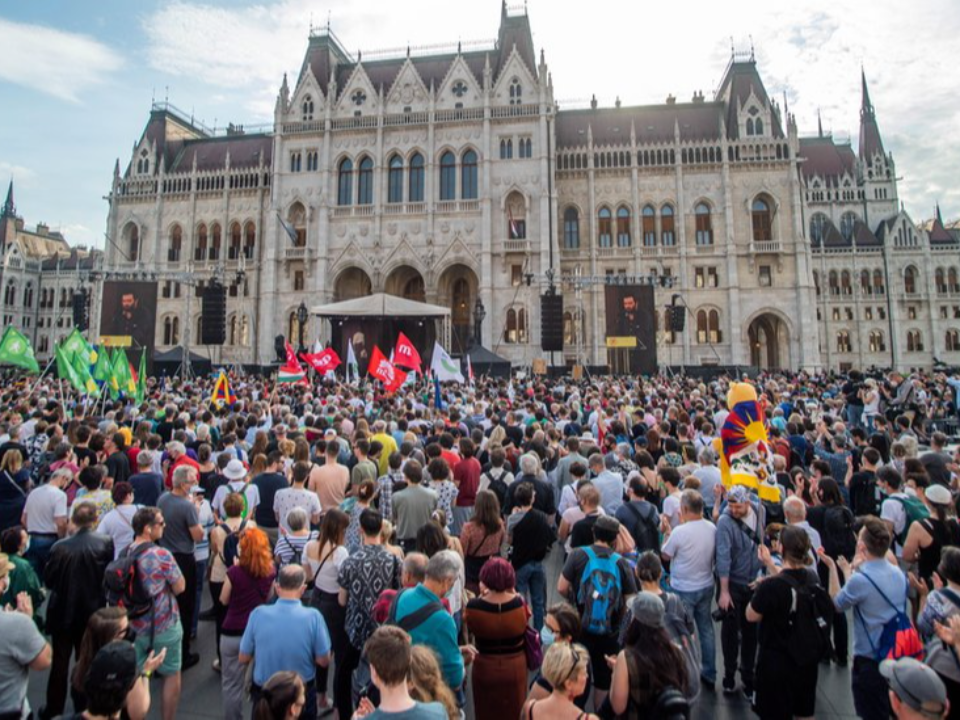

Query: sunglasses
[560,648,582,687]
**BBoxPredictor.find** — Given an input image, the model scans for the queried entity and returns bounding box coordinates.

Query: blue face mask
[540,626,556,650]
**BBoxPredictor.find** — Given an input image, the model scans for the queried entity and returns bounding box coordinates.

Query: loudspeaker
[667,305,686,332]
[274,335,286,363]
[541,294,564,352]
[200,282,226,345]
[72,289,88,331]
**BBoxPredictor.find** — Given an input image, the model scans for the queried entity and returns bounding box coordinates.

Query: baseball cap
[629,592,665,629]
[926,484,952,507]
[0,553,15,580]
[224,459,247,481]
[880,657,947,717]
[727,485,751,504]
[86,641,138,694]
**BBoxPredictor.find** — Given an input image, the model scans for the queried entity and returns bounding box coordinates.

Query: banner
[99,282,157,373]
[301,348,341,373]
[429,341,464,383]
[393,332,422,373]
[368,345,406,392]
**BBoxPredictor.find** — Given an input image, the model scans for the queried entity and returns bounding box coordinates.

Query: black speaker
[72,289,88,331]
[200,282,226,345]
[668,305,686,332]
[274,335,286,363]
[541,294,564,352]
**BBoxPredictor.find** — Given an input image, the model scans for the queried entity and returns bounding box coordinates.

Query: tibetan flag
[301,348,341,373]
[0,326,40,374]
[368,345,406,393]
[393,332,422,373]
[211,370,236,406]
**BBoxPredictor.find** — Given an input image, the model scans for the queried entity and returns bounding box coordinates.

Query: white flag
[347,340,359,384]
[430,341,464,383]
[313,340,323,354]
[466,354,474,387]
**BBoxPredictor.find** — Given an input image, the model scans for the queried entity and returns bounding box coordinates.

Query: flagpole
[25,356,57,398]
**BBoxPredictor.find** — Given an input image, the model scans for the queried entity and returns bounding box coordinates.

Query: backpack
[890,495,930,545]
[623,501,660,553]
[649,687,691,720]
[103,542,155,619]
[661,592,701,705]
[220,520,247,568]
[778,573,834,666]
[237,482,253,520]
[762,499,785,527]
[483,469,509,511]
[821,505,857,561]
[577,546,623,635]
[856,570,925,663]
[923,588,960,683]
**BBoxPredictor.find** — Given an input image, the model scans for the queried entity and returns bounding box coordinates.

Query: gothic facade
[95,5,957,372]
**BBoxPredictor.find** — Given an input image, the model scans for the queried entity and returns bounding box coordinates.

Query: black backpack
[778,573,834,666]
[623,502,660,553]
[822,505,857,561]
[483,470,509,511]
[220,520,247,568]
[650,687,691,720]
[103,542,155,619]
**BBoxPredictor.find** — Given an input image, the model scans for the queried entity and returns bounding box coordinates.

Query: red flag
[368,345,406,393]
[284,340,300,370]
[393,332,422,373]
[301,348,341,373]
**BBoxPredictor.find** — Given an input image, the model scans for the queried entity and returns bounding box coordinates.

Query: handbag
[519,599,543,670]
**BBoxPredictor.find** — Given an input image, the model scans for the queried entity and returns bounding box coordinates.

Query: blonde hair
[541,642,589,694]
[278,439,296,458]
[0,450,22,474]
[380,519,396,544]
[408,646,458,720]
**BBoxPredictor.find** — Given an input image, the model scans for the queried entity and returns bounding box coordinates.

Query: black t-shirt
[848,470,879,516]
[73,446,97,469]
[252,472,288,528]
[750,568,822,655]
[510,509,556,570]
[105,451,131,485]
[570,513,600,549]
[155,421,175,443]
[129,472,164,507]
[561,544,639,632]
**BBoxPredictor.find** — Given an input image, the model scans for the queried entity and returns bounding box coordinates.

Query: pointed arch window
[949,267,959,294]
[439,151,456,201]
[163,316,180,345]
[696,310,708,344]
[563,207,580,249]
[695,203,713,245]
[127,224,140,262]
[195,224,208,261]
[642,205,656,246]
[598,208,612,248]
[840,212,857,242]
[168,225,182,262]
[244,222,256,260]
[755,118,764,135]
[904,266,918,295]
[810,213,827,243]
[210,223,221,261]
[840,270,852,296]
[873,269,885,295]
[752,198,773,242]
[229,222,242,260]
[461,149,478,199]
[357,156,374,205]
[387,155,403,204]
[22,283,32,309]
[409,153,425,202]
[302,95,314,121]
[947,329,960,352]
[337,158,353,206]
[509,78,522,106]
[907,329,923,352]
[836,330,851,353]
[661,205,676,246]
[616,207,631,247]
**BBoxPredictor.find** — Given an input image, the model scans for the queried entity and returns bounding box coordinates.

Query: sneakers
[182,652,201,670]
[722,677,737,695]
[742,682,755,705]
[212,658,221,673]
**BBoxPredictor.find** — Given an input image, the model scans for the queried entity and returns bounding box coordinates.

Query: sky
[0,0,958,249]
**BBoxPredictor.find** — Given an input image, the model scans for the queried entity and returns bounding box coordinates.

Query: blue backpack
[577,546,623,635]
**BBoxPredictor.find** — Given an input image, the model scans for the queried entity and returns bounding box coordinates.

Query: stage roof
[311,293,451,318]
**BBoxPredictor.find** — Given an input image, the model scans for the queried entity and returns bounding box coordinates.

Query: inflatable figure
[712,382,781,502]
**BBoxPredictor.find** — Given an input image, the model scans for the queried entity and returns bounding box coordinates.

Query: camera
[712,607,733,622]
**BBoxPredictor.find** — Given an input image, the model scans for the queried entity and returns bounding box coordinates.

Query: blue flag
[434,376,443,411]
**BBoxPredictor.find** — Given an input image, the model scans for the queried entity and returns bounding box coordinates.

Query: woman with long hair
[903,482,960,585]
[220,527,276,720]
[608,592,689,717]
[250,431,269,460]
[459,490,504,594]
[304,508,350,713]
[249,453,268,479]
[408,645,459,720]
[344,480,377,554]
[252,671,305,720]
[520,642,597,720]
[0,450,30,533]
[209,492,255,670]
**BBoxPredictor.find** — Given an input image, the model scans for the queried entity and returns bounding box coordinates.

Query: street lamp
[473,297,486,347]
[296,301,308,354]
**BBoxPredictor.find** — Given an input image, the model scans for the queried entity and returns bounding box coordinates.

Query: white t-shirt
[662,518,717,592]
[97,504,139,559]
[23,484,67,534]
[273,487,322,533]
[307,544,349,594]
[881,493,909,556]
[662,491,682,529]
[212,480,260,517]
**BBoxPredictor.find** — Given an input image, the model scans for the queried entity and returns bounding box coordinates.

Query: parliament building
[92,4,959,373]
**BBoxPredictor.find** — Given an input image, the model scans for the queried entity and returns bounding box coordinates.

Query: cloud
[0,162,38,188]
[0,19,123,102]
[59,223,99,248]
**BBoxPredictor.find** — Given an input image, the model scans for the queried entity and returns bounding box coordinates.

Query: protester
[96,482,138,559]
[507,481,556,632]
[0,527,44,626]
[21,466,70,575]
[0,552,50,719]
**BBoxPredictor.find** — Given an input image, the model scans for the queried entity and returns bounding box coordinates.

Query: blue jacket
[394,584,464,690]
[715,499,764,584]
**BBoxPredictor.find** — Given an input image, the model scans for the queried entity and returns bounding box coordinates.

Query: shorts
[755,651,818,719]
[580,631,620,691]
[134,621,183,676]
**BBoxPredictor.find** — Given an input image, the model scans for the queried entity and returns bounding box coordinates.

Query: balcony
[503,240,530,254]
[284,247,311,261]
[751,241,782,253]
[693,244,717,255]
[435,200,481,214]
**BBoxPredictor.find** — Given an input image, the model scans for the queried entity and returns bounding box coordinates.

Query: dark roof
[494,10,537,81]
[40,251,101,271]
[127,110,209,177]
[929,217,956,245]
[799,137,858,183]
[330,52,488,99]
[168,134,272,173]
[556,103,723,148]
[853,220,881,247]
[715,60,785,140]
[859,71,885,159]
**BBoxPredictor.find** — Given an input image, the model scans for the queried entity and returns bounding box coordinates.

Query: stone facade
[95,6,957,373]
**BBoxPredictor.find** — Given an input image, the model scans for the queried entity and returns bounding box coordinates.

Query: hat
[224,459,247,481]
[629,592,665,629]
[0,553,15,580]
[880,657,947,717]
[727,485,751,504]
[86,641,138,694]
[594,515,621,536]
[926,484,953,506]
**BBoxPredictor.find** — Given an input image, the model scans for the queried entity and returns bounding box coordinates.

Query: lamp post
[473,297,486,347]
[296,301,308,355]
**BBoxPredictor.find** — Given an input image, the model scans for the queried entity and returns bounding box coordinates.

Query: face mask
[22,538,30,555]
[540,626,556,650]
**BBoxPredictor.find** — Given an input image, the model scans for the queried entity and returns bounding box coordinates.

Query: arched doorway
[384,265,426,302]
[747,313,789,370]
[438,264,479,354]
[333,267,372,301]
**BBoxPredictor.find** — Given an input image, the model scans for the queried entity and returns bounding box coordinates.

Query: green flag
[55,343,85,392]
[112,348,135,395]
[70,348,99,395]
[61,328,93,366]
[92,346,113,383]
[135,348,147,404]
[0,326,40,374]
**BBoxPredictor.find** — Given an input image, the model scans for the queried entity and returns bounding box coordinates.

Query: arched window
[210,223,221,261]
[22,283,32,308]
[126,224,140,262]
[230,315,238,346]
[598,207,612,248]
[840,271,852,296]
[836,330,851,353]
[810,213,827,243]
[813,270,821,296]
[500,139,513,160]
[163,316,180,345]
[195,316,204,344]
[229,222,242,260]
[936,268,947,294]
[950,268,960,294]
[868,330,886,353]
[947,330,960,352]
[288,311,306,344]
[907,330,923,352]
[661,205,676,246]
[357,156,374,205]
[709,310,721,343]
[288,203,306,247]
[840,212,857,242]
[509,78,522,106]
[563,207,580,249]
[828,270,839,296]
[904,266,918,295]
[873,269,885,295]
[195,224,208,261]
[168,225,182,262]
[695,203,713,245]
[244,222,256,260]
[696,310,708,344]
[408,153,425,202]
[302,95,314,121]
[860,269,871,295]
[387,155,403,204]
[752,198,772,242]
[642,205,656,246]
[616,207,631,247]
[461,149,478,199]
[563,311,574,346]
[505,308,518,343]
[746,118,755,136]
[439,151,456,200]
[755,118,764,135]
[337,158,354,206]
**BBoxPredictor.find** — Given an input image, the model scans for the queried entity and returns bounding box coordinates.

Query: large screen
[99,281,158,366]
[604,285,657,375]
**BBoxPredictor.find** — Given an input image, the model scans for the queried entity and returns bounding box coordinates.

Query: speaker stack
[540,294,564,352]
[72,289,89,331]
[200,282,226,345]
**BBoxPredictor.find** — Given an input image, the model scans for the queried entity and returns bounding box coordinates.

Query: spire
[1,179,14,219]
[937,202,944,225]
[860,67,873,117]
[817,108,823,138]
[858,69,885,160]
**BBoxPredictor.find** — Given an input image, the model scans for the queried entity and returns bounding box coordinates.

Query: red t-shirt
[453,456,481,507]
[165,454,200,489]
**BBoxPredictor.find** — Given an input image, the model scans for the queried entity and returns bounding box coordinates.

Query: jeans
[515,561,546,631]
[219,635,246,720]
[846,404,864,430]
[852,656,891,720]
[335,641,362,720]
[25,534,58,578]
[674,585,717,683]
[312,589,347,703]
[192,559,207,637]
[719,581,757,687]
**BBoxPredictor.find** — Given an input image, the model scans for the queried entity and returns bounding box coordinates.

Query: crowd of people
[0,366,959,719]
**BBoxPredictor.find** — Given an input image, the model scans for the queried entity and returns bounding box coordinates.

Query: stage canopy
[311,293,450,318]
[466,345,512,378]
